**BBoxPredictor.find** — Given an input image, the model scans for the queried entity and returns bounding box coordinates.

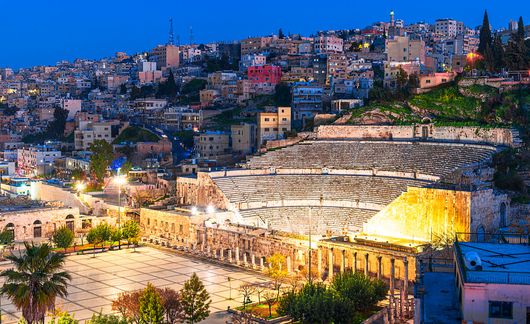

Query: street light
[114,172,127,250]
[75,181,86,195]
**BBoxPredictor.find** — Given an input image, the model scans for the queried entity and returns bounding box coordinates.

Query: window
[179,225,183,234]
[264,118,270,122]
[264,128,270,131]
[489,301,513,319]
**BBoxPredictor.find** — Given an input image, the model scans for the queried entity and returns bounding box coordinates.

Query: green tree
[89,140,113,184]
[278,282,335,324]
[122,220,141,250]
[492,34,505,72]
[278,28,285,39]
[478,10,492,55]
[0,243,71,324]
[52,226,75,253]
[274,83,291,106]
[49,311,79,324]
[87,312,128,324]
[139,283,164,324]
[110,227,122,249]
[47,107,69,139]
[180,273,211,324]
[0,229,14,245]
[330,272,388,313]
[86,223,112,257]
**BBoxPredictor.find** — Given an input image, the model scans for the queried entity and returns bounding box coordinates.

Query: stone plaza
[0,246,270,323]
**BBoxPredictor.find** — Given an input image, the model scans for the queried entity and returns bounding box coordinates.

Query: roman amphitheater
[145,124,519,283]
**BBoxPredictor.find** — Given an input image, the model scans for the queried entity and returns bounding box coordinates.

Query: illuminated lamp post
[466,52,482,75]
[114,171,127,250]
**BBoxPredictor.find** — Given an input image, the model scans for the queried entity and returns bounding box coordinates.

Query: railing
[466,271,530,285]
[455,232,529,245]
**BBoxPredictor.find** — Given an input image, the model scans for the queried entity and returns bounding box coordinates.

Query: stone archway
[66,214,75,232]
[33,220,42,238]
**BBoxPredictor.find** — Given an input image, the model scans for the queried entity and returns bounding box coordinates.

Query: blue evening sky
[1,0,529,69]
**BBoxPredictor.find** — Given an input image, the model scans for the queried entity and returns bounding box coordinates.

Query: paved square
[0,246,270,323]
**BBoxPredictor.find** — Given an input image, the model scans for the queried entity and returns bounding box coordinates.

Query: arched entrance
[33,220,42,238]
[66,215,75,232]
[4,223,14,242]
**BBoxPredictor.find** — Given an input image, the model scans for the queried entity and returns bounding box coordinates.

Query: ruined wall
[363,187,472,242]
[0,207,80,241]
[316,125,516,147]
[140,208,196,244]
[470,189,510,233]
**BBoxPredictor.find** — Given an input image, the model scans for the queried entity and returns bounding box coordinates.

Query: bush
[52,226,75,252]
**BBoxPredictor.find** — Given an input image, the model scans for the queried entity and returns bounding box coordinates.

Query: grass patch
[113,126,159,144]
[409,85,481,120]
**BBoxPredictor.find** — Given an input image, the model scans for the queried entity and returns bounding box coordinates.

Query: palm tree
[0,242,71,324]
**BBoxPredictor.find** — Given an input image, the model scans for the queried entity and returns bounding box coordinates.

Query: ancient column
[377,256,383,280]
[401,257,409,318]
[364,253,369,276]
[317,249,323,280]
[243,253,248,266]
[353,252,357,273]
[251,254,256,268]
[260,256,264,270]
[206,245,211,256]
[228,249,232,263]
[390,258,396,322]
[286,256,292,273]
[340,250,346,274]
[219,248,224,261]
[235,246,240,265]
[328,248,334,280]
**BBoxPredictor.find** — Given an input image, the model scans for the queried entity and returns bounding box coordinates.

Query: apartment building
[314,35,344,54]
[386,36,426,63]
[231,123,256,155]
[248,65,282,94]
[195,131,232,162]
[291,83,324,120]
[240,37,273,55]
[17,145,61,177]
[435,18,465,37]
[257,107,291,145]
[74,120,127,150]
[151,44,180,69]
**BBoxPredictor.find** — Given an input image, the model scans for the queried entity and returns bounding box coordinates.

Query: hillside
[112,126,160,144]
[345,82,530,127]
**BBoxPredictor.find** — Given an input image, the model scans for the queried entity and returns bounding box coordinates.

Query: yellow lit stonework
[363,187,471,242]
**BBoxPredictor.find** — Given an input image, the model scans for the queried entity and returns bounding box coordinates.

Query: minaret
[390,10,395,27]
[168,18,174,45]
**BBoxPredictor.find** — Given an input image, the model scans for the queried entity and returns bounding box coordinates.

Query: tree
[0,229,14,245]
[274,83,291,106]
[330,272,387,313]
[48,311,79,324]
[517,16,526,43]
[139,283,164,324]
[89,140,114,184]
[478,10,492,55]
[52,226,75,253]
[0,242,71,324]
[87,312,128,324]
[262,291,277,318]
[265,253,288,300]
[122,220,140,250]
[47,107,69,139]
[110,227,122,249]
[158,287,184,324]
[180,273,211,324]
[86,223,112,257]
[239,284,256,310]
[112,290,142,323]
[277,282,335,324]
[278,28,285,39]
[492,34,505,72]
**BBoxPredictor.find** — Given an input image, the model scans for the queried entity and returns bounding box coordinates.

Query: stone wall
[363,187,472,242]
[470,189,510,234]
[31,182,90,214]
[316,125,517,147]
[0,207,80,241]
[140,208,198,245]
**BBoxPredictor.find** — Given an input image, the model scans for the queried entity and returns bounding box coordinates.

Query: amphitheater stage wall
[234,199,384,212]
[316,125,516,146]
[363,187,472,242]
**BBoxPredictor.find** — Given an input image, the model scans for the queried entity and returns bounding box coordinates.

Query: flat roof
[457,242,530,285]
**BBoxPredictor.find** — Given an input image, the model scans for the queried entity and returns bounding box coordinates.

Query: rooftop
[456,241,530,285]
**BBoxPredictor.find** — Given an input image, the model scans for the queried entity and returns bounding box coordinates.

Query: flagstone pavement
[0,246,271,323]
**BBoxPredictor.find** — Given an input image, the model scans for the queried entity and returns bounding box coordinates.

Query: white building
[61,99,82,120]
[314,35,344,54]
[435,18,465,37]
[17,146,61,177]
[455,239,530,324]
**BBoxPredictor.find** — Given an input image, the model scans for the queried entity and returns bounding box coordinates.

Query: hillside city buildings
[1,9,530,324]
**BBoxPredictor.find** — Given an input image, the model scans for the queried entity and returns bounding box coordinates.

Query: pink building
[247,65,282,84]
